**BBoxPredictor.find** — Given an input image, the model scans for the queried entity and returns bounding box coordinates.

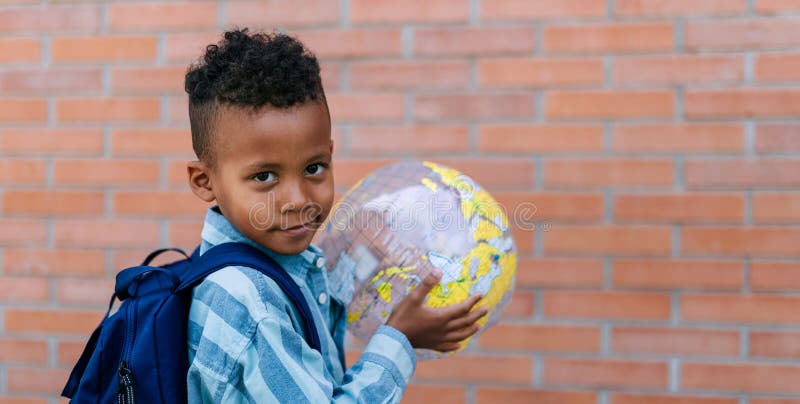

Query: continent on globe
[316,161,517,360]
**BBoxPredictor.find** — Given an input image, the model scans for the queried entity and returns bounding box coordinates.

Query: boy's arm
[189,266,414,403]
[189,266,484,403]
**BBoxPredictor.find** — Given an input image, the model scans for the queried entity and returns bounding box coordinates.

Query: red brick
[0,68,102,94]
[0,99,47,122]
[546,225,672,255]
[683,227,800,256]
[543,291,672,320]
[7,368,70,395]
[0,397,45,404]
[165,32,221,63]
[58,341,84,367]
[111,66,186,94]
[613,259,743,290]
[482,0,607,20]
[0,220,47,246]
[0,278,49,302]
[686,159,800,188]
[683,294,800,324]
[168,95,190,123]
[756,124,800,152]
[54,219,161,248]
[479,324,600,352]
[4,309,102,335]
[226,0,338,27]
[751,400,800,404]
[612,394,738,404]
[502,290,535,317]
[415,93,535,121]
[545,159,673,188]
[109,2,216,31]
[0,5,100,33]
[3,190,105,216]
[111,128,192,156]
[614,124,744,153]
[612,327,741,356]
[1,129,104,155]
[56,97,160,122]
[683,362,800,393]
[349,125,469,154]
[615,0,747,16]
[0,38,40,63]
[169,220,203,249]
[686,19,800,50]
[331,159,396,188]
[544,22,673,53]
[615,194,744,223]
[4,248,106,277]
[495,192,605,223]
[478,57,604,87]
[754,193,800,222]
[327,93,404,122]
[403,385,465,404]
[113,191,208,216]
[113,248,187,270]
[351,0,468,23]
[478,388,596,404]
[435,159,536,189]
[516,257,605,288]
[478,124,604,153]
[756,53,800,81]
[350,60,469,90]
[415,27,536,56]
[547,91,674,119]
[415,355,532,384]
[297,29,402,58]
[56,278,113,305]
[54,159,160,186]
[52,36,157,62]
[686,89,800,118]
[614,55,744,85]
[756,0,800,13]
[751,331,800,358]
[0,338,47,365]
[0,160,46,184]
[751,262,800,291]
[544,358,668,389]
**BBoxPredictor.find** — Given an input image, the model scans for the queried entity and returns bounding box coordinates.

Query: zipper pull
[117,361,136,404]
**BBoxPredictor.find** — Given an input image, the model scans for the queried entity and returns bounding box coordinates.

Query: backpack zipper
[117,360,135,404]
[117,300,137,404]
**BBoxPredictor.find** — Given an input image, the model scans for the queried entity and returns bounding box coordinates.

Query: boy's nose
[279,182,311,214]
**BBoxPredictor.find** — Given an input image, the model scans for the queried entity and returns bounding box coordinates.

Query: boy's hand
[385,270,488,352]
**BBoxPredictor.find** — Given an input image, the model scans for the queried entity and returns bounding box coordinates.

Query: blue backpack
[61,242,321,404]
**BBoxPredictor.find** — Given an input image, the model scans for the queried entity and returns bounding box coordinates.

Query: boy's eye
[253,172,276,183]
[305,163,326,175]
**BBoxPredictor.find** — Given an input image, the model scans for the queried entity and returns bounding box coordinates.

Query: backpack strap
[178,242,322,352]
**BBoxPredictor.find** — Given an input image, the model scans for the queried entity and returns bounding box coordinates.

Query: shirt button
[315,257,326,269]
[318,293,328,305]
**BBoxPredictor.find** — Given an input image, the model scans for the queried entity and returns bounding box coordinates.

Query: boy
[184,29,487,403]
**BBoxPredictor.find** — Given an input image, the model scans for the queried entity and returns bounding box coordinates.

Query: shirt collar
[199,206,325,278]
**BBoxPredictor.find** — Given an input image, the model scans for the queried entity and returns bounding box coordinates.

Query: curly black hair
[185,28,326,164]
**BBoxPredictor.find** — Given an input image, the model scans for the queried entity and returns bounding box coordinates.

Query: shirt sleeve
[188,266,416,404]
[241,317,415,403]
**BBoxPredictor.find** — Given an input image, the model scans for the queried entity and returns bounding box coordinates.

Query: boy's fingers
[446,306,489,331]
[444,324,480,342]
[442,294,483,318]
[434,342,461,352]
[407,270,441,304]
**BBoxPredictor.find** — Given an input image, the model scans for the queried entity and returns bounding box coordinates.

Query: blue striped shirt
[187,207,416,403]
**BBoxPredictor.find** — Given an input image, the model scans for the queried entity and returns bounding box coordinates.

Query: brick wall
[1,0,799,403]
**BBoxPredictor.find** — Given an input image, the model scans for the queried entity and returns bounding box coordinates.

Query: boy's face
[192,100,334,255]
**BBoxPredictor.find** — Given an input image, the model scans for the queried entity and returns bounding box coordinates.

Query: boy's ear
[187,161,216,203]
